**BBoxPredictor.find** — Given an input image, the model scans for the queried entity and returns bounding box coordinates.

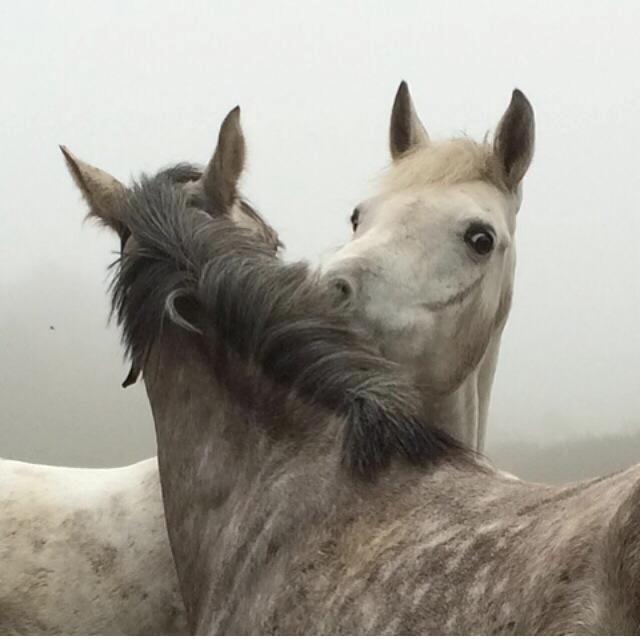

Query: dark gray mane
[110,168,470,478]
[157,162,281,251]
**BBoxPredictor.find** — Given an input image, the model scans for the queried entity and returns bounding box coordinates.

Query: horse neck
[416,329,504,452]
[475,327,505,450]
[143,330,340,628]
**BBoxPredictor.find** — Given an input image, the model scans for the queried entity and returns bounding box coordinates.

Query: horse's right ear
[389,81,430,160]
[201,106,246,212]
[60,146,128,232]
[493,89,535,191]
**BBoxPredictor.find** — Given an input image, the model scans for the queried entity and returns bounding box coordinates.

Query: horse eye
[464,225,495,256]
[350,207,360,232]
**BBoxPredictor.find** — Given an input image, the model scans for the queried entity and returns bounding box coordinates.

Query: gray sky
[1,0,639,471]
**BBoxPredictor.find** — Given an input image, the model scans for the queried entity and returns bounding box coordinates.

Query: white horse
[323,82,533,451]
[0,84,532,633]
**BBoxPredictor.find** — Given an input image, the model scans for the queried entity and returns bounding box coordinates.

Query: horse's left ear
[201,106,245,211]
[60,146,128,232]
[493,89,535,190]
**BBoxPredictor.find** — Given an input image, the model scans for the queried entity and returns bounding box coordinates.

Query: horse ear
[60,146,127,232]
[389,81,430,160]
[201,106,245,211]
[493,89,535,190]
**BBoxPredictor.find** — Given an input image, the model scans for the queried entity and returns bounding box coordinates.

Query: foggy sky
[1,0,639,476]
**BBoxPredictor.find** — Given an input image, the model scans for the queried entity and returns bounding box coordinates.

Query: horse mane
[381,137,505,192]
[110,168,472,478]
[157,162,281,251]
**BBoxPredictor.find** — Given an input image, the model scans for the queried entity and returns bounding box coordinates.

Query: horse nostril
[331,277,355,305]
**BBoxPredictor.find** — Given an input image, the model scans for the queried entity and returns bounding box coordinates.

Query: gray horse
[0,109,279,636]
[75,120,640,634]
[2,85,530,634]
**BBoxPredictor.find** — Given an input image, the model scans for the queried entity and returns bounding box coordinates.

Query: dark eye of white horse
[464,226,495,256]
[350,207,360,232]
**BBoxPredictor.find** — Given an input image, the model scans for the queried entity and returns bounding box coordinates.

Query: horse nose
[328,275,357,307]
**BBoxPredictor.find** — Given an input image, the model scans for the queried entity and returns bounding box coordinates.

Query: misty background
[1,1,639,483]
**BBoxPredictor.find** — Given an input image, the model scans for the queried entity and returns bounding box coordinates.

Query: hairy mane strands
[111,171,470,478]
